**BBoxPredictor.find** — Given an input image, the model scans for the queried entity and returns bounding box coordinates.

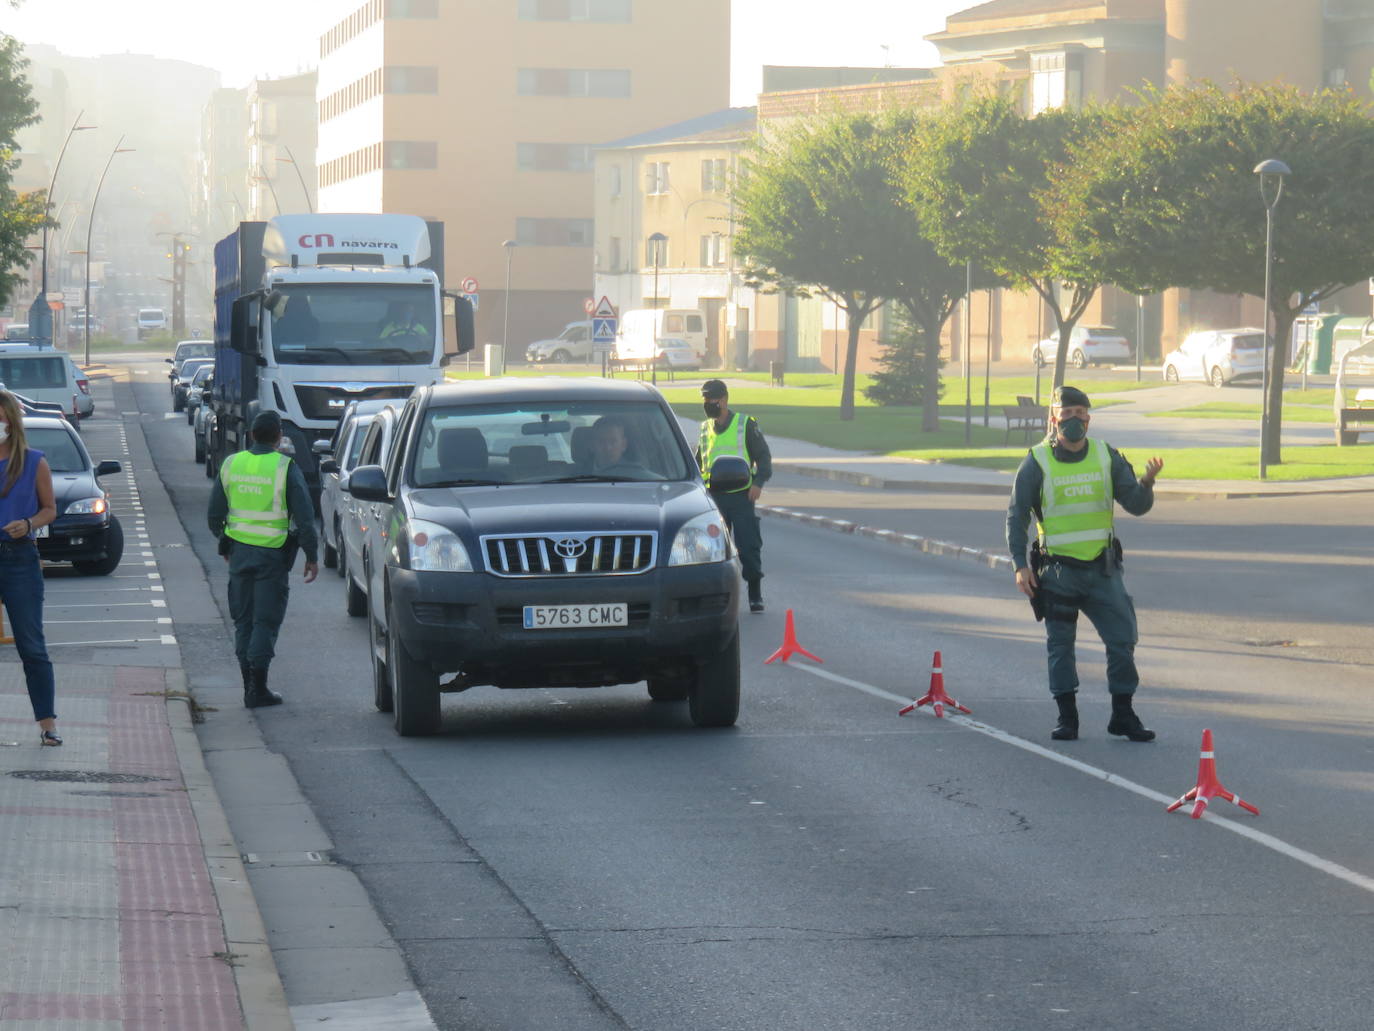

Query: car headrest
[570,426,593,467]
[437,427,488,471]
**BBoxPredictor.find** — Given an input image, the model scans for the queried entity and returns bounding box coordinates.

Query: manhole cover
[68,789,163,798]
[9,771,165,784]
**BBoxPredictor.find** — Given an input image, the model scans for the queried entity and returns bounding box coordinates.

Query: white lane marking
[43,601,161,609]
[44,618,166,625]
[151,599,166,608]
[789,663,1374,896]
[160,634,176,645]
[47,637,166,646]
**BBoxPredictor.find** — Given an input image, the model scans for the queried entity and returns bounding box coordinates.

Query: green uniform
[697,412,771,586]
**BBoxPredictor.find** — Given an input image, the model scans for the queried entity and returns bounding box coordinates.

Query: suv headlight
[669,511,731,566]
[397,518,472,572]
[65,496,108,515]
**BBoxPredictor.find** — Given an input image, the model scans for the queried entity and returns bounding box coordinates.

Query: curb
[760,504,1015,574]
[166,665,293,1030]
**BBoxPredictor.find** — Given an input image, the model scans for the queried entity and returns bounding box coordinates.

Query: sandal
[40,729,62,747]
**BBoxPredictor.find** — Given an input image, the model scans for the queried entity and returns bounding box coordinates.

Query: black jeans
[713,490,762,584]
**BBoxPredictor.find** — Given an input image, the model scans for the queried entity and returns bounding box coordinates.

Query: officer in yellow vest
[696,379,772,613]
[1006,385,1163,742]
[207,410,319,708]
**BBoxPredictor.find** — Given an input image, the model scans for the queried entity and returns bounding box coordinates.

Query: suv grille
[293,383,414,421]
[482,532,657,577]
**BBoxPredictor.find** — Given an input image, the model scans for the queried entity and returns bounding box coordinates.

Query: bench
[1336,407,1374,445]
[1003,397,1048,443]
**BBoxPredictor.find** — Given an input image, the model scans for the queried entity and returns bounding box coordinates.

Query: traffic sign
[461,277,479,294]
[47,299,64,312]
[583,297,595,315]
[593,317,616,343]
[594,296,616,319]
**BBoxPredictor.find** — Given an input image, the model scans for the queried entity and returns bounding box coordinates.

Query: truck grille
[293,383,414,421]
[482,532,657,577]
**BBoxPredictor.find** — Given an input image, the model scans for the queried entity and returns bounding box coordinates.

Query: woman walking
[0,390,60,745]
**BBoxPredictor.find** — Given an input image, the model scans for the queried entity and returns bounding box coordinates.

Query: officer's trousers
[1038,558,1138,698]
[713,490,762,584]
[226,540,292,671]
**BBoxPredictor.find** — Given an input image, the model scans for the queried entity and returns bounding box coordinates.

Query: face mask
[1057,416,1087,443]
[703,401,722,418]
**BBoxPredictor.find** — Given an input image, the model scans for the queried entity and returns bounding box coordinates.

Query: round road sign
[584,297,595,314]
[461,277,479,294]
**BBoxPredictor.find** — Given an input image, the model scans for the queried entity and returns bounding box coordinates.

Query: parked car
[1033,325,1133,368]
[1162,328,1265,387]
[616,308,708,364]
[185,362,214,424]
[315,399,397,579]
[23,414,124,575]
[66,315,102,344]
[346,377,742,736]
[171,357,213,411]
[653,337,702,371]
[0,350,87,423]
[67,357,94,418]
[165,339,215,400]
[192,372,214,463]
[525,320,594,363]
[332,404,402,618]
[4,322,31,342]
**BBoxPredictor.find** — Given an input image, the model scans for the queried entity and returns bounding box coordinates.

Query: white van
[137,308,168,340]
[0,350,86,421]
[615,308,708,365]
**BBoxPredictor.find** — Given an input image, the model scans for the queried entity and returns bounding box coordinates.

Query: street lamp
[277,146,313,213]
[84,137,134,364]
[252,169,281,216]
[501,239,518,375]
[1254,158,1291,479]
[37,110,97,345]
[963,259,972,445]
[648,232,667,386]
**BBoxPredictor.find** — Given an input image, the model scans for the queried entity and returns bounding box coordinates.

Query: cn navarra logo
[296,234,399,249]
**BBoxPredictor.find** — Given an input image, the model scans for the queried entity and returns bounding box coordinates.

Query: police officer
[696,379,772,613]
[1005,385,1163,742]
[379,302,425,341]
[207,410,319,708]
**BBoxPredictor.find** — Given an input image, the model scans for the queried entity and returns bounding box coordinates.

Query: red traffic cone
[898,651,970,718]
[1166,728,1259,820]
[763,609,822,665]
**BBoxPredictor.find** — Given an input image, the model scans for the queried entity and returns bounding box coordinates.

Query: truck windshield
[268,284,436,366]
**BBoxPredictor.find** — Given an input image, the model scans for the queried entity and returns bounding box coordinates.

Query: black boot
[747,578,764,614]
[1107,694,1155,742]
[1051,693,1079,741]
[245,667,283,709]
[240,663,253,707]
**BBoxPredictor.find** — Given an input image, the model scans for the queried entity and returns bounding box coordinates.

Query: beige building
[246,73,319,221]
[315,0,730,352]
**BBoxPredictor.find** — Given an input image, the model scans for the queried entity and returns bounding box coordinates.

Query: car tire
[345,559,367,617]
[335,526,347,579]
[73,516,124,576]
[1209,366,1226,388]
[322,529,338,569]
[193,434,205,464]
[1031,348,1045,369]
[186,407,194,425]
[647,676,690,702]
[551,348,572,364]
[205,448,216,479]
[173,394,184,413]
[1164,365,1180,383]
[388,594,439,736]
[1071,350,1087,369]
[370,604,393,713]
[688,632,740,728]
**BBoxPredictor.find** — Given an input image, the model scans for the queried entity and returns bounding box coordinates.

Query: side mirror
[311,439,333,455]
[95,460,122,478]
[708,455,751,495]
[230,294,260,356]
[348,464,389,501]
[319,458,339,475]
[451,293,475,355]
[164,357,174,365]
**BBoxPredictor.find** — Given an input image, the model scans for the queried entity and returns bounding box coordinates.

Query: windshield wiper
[419,478,504,487]
[543,473,631,483]
[281,346,355,364]
[362,347,428,362]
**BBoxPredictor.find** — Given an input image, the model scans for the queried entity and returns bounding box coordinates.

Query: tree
[1050,82,1374,463]
[900,90,1109,390]
[0,30,43,310]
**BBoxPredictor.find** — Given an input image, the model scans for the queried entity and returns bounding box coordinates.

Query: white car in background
[1162,327,1265,387]
[1033,325,1133,368]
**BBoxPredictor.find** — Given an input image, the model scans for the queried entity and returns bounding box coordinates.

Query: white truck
[205,213,474,504]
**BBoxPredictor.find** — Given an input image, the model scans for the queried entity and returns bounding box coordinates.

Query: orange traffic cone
[763,609,822,665]
[898,651,970,718]
[0,603,11,646]
[1166,728,1259,820]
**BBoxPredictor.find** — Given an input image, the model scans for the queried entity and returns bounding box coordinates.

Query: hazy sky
[1,0,966,104]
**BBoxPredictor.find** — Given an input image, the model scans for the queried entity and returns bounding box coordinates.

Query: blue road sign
[593,317,617,343]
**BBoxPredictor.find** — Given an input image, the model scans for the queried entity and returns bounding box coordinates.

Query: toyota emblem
[553,537,586,559]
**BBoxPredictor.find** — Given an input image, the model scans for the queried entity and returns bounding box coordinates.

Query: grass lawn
[1146,402,1333,423]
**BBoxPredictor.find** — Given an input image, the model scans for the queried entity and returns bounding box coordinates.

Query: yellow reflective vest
[698,412,751,492]
[221,450,291,548]
[1031,439,1113,561]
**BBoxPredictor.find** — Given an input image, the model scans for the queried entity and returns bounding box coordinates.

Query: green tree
[1050,82,1374,464]
[0,30,43,310]
[900,90,1109,390]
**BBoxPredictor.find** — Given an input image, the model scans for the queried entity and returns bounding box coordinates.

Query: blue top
[0,447,44,538]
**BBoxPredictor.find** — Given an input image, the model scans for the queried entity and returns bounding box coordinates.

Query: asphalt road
[124,357,1374,1030]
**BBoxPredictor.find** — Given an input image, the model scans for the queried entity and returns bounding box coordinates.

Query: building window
[644,161,670,195]
[609,236,622,271]
[700,158,727,192]
[699,233,726,268]
[515,217,594,246]
[519,0,632,21]
[386,0,437,16]
[1029,50,1081,115]
[384,66,439,93]
[645,234,668,266]
[517,68,632,98]
[608,164,622,197]
[383,141,438,169]
[516,143,593,172]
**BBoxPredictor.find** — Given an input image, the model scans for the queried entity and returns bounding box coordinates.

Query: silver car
[337,405,401,618]
[317,400,397,584]
[1163,328,1265,387]
[1033,325,1133,368]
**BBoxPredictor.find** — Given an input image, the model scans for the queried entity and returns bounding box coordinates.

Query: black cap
[1053,385,1091,409]
[251,409,282,435]
[701,379,728,399]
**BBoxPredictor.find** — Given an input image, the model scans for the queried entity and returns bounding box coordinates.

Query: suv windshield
[269,284,435,366]
[412,400,692,486]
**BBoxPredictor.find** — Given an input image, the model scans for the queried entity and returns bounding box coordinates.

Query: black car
[348,378,743,736]
[170,356,213,412]
[23,415,124,575]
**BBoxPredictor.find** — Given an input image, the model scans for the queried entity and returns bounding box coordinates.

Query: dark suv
[347,378,743,736]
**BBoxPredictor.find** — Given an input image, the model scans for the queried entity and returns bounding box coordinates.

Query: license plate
[34,524,49,539]
[523,603,627,629]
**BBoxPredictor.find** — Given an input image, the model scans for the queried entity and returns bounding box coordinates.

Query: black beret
[251,409,283,434]
[1053,385,1091,409]
[700,379,728,399]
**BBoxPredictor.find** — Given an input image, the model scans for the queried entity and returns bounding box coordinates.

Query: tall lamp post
[1135,293,1145,383]
[277,147,314,213]
[962,260,972,445]
[648,232,667,386]
[501,239,517,375]
[1254,158,1291,480]
[84,137,134,364]
[37,111,97,346]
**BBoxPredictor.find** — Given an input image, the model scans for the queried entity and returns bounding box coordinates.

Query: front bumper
[388,559,741,689]
[38,515,114,563]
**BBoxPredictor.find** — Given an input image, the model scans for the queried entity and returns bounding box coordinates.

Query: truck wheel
[345,561,367,617]
[647,676,690,702]
[688,632,740,728]
[370,605,392,713]
[73,516,124,576]
[388,597,440,736]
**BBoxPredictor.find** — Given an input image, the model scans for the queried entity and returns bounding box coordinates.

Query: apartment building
[246,73,319,221]
[315,0,731,352]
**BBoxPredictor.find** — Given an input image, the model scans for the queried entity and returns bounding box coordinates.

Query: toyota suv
[347,378,743,736]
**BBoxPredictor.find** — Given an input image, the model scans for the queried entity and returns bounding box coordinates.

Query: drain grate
[9,770,166,784]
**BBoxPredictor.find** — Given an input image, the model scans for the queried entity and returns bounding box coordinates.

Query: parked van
[0,350,86,421]
[615,308,708,365]
[137,308,168,340]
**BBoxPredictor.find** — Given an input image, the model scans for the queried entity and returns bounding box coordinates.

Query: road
[116,355,1374,1030]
